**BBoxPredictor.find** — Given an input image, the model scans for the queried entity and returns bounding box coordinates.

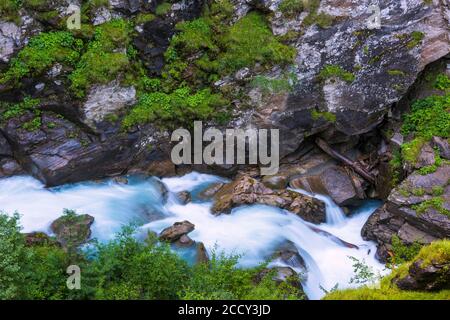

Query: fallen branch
[315,138,376,184]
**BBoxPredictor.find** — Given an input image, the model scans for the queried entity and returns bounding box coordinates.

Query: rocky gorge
[0,0,449,300]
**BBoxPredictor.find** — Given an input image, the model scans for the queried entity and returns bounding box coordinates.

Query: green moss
[415,240,450,267]
[388,69,406,77]
[311,110,336,122]
[0,32,82,86]
[432,186,444,196]
[412,197,450,217]
[155,2,172,16]
[390,235,422,266]
[407,31,425,49]
[401,137,425,166]
[218,12,296,74]
[122,87,227,129]
[22,117,42,131]
[134,13,156,24]
[319,64,355,83]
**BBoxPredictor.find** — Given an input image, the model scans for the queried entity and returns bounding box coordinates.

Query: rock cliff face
[0,0,448,185]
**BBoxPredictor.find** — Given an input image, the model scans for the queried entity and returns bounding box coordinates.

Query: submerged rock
[177,191,192,204]
[159,221,195,242]
[211,175,326,224]
[198,182,225,200]
[50,213,95,248]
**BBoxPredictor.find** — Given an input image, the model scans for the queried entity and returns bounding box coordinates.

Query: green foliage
[401,94,450,139]
[0,32,82,86]
[348,256,378,285]
[434,74,450,91]
[0,212,28,300]
[122,87,226,129]
[0,216,302,300]
[319,64,355,83]
[69,19,132,97]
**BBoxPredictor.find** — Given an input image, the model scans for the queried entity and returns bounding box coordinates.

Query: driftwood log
[315,138,376,184]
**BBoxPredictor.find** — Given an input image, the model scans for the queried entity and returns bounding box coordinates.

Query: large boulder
[362,164,450,261]
[251,0,450,157]
[159,220,195,242]
[1,110,138,186]
[290,166,366,206]
[50,212,95,248]
[211,175,326,224]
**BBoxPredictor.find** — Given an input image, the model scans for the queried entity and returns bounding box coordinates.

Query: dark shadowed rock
[159,221,195,242]
[394,259,450,291]
[290,166,365,206]
[196,242,209,264]
[212,175,326,224]
[50,213,95,248]
[174,234,195,247]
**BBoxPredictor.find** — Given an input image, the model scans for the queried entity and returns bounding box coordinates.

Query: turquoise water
[0,172,386,299]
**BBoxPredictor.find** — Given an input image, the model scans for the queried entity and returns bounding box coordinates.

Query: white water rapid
[0,172,387,299]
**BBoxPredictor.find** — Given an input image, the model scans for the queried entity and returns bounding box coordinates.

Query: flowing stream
[0,172,386,299]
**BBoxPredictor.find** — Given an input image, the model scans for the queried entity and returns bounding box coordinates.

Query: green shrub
[0,0,21,23]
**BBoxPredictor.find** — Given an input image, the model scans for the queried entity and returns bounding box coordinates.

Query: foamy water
[0,172,387,299]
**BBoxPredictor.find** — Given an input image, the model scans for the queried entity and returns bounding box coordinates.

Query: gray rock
[82,81,136,129]
[432,136,450,160]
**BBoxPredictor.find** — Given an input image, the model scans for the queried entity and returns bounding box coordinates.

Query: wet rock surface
[212,175,326,224]
[159,220,195,242]
[50,213,95,248]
